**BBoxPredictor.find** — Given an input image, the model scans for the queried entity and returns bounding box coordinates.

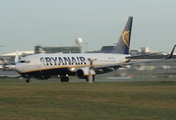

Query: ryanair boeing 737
[14,17,176,83]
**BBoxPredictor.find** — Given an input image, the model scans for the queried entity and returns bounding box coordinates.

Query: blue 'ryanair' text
[40,56,86,66]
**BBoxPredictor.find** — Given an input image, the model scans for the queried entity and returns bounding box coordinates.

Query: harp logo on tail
[122,31,130,47]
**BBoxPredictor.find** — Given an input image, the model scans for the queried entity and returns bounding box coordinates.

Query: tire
[26,79,31,83]
[60,77,65,82]
[65,77,69,82]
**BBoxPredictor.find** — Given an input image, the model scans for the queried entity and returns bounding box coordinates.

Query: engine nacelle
[76,67,96,79]
[33,75,51,80]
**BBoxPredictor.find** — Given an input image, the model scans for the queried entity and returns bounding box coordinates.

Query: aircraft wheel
[60,77,69,82]
[26,78,31,83]
[65,77,69,82]
[86,77,88,82]
[93,75,95,82]
[60,77,65,82]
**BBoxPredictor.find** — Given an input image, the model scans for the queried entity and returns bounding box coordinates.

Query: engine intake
[76,67,96,79]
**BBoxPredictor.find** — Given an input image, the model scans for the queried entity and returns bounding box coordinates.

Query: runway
[0,69,176,83]
[0,70,20,77]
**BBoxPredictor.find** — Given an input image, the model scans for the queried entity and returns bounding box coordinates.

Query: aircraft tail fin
[15,50,19,63]
[106,17,133,54]
[0,58,14,70]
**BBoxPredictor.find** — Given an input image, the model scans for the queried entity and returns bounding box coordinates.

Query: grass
[0,79,176,120]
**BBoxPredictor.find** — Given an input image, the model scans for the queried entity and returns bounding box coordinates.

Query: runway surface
[0,69,176,83]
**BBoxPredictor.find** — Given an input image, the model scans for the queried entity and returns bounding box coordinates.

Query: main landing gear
[26,78,31,83]
[86,75,95,82]
[60,76,69,82]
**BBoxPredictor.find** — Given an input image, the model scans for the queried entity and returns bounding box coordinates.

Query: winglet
[164,45,176,59]
[15,50,19,63]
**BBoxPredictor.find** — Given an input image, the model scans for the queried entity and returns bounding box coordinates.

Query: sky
[1,0,176,54]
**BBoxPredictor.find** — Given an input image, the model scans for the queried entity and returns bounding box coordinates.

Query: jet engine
[33,75,51,80]
[76,67,96,79]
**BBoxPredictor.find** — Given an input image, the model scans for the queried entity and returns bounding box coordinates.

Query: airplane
[14,16,176,83]
[0,58,15,71]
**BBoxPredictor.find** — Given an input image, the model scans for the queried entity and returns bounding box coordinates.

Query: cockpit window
[19,60,30,63]
[20,60,25,63]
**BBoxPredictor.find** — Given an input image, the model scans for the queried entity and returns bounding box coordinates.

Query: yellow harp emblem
[122,31,130,47]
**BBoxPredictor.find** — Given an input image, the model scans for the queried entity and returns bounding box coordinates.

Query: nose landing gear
[23,75,31,83]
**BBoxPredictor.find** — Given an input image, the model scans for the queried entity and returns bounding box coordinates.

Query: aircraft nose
[15,64,23,73]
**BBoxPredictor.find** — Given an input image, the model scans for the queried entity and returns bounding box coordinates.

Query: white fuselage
[15,53,131,75]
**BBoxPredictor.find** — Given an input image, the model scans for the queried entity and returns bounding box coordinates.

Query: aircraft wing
[126,45,176,60]
[92,58,162,70]
[94,45,176,70]
[126,52,163,59]
[125,45,176,65]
